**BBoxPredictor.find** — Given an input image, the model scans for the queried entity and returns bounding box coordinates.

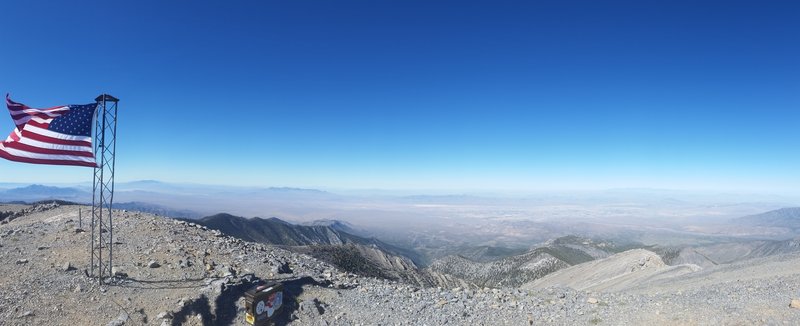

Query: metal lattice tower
[90,94,119,284]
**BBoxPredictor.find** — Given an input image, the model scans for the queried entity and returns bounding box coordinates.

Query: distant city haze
[2,181,799,251]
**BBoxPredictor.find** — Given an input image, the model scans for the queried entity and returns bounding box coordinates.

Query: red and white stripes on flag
[0,94,98,167]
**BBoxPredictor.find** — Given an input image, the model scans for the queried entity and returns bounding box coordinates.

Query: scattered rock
[62,262,76,272]
[587,298,599,304]
[790,299,800,309]
[147,260,161,268]
[156,311,173,320]
[16,259,28,264]
[271,261,292,274]
[18,311,34,318]
[112,266,128,278]
[299,299,325,318]
[105,312,128,326]
[179,257,193,268]
[177,297,192,308]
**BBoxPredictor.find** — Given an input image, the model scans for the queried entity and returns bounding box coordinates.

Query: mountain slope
[292,243,472,288]
[670,237,800,267]
[524,249,701,292]
[427,236,621,287]
[189,213,456,287]
[196,213,349,246]
[449,245,529,263]
[301,219,362,236]
[706,207,800,238]
[731,207,800,235]
[193,214,424,263]
[623,250,800,295]
[429,248,570,287]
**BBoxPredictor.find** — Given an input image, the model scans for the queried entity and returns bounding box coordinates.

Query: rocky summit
[3,203,800,325]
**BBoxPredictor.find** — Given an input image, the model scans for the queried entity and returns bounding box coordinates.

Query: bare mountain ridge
[429,249,569,288]
[193,213,423,263]
[669,237,800,267]
[521,238,800,293]
[188,213,464,287]
[427,236,626,288]
[448,245,529,263]
[195,213,346,246]
[300,219,361,236]
[525,249,702,292]
[732,207,800,230]
[292,243,472,289]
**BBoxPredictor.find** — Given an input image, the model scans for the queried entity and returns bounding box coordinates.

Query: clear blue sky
[0,1,798,192]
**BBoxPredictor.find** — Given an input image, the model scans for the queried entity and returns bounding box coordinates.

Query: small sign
[245,282,284,325]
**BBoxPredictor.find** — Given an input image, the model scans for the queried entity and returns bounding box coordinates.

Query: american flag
[0,94,98,167]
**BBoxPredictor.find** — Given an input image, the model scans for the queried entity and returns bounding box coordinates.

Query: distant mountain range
[0,181,338,217]
[113,202,201,219]
[0,185,89,203]
[732,207,800,231]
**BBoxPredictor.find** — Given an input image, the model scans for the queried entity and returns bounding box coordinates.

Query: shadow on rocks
[118,276,210,290]
[170,295,214,326]
[121,273,328,325]
[271,276,331,325]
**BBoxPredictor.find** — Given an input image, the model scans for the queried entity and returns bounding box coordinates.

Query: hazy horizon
[4,178,800,254]
[3,178,800,199]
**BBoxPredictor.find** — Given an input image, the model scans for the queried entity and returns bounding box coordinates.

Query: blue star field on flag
[48,104,96,137]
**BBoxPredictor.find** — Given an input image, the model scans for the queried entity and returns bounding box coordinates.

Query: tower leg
[90,94,119,284]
